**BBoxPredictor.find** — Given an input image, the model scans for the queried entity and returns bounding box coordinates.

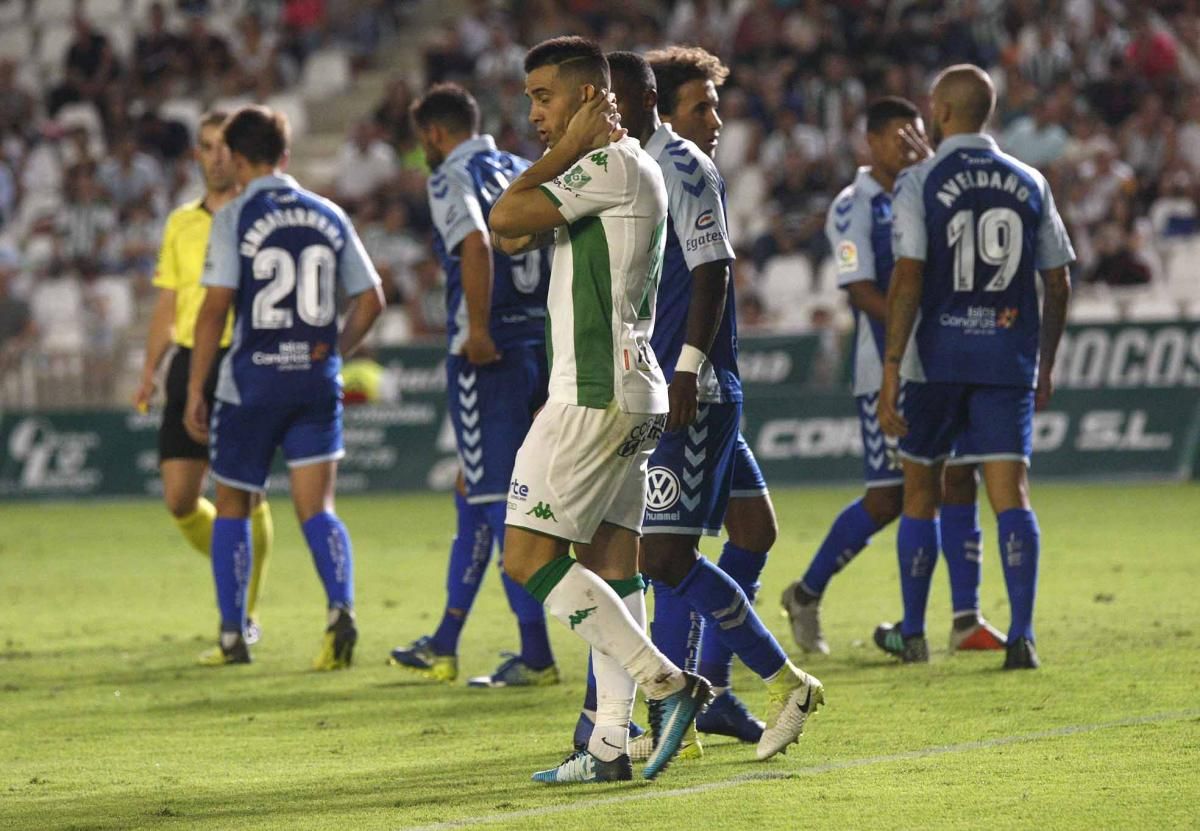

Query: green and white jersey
[539,136,669,414]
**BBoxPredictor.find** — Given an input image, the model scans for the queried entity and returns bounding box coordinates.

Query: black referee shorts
[158,346,227,462]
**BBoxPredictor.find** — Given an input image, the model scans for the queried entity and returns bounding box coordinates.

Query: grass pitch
[2,483,1198,830]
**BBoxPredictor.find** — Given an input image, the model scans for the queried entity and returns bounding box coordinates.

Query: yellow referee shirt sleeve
[152,212,180,290]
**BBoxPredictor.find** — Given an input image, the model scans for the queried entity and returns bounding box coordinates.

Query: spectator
[475,25,526,87]
[0,59,35,137]
[0,248,33,371]
[1089,222,1153,286]
[132,3,182,94]
[332,120,398,209]
[56,166,116,270]
[47,10,121,121]
[1149,169,1199,240]
[405,254,447,339]
[361,200,424,301]
[178,14,235,96]
[1001,96,1071,169]
[1125,10,1178,88]
[97,134,165,216]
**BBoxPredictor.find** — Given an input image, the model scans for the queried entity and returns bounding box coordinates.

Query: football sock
[430,494,493,655]
[526,557,684,699]
[765,659,804,697]
[998,508,1040,643]
[941,502,982,614]
[301,511,354,610]
[799,499,879,595]
[698,543,768,690]
[588,577,643,762]
[897,515,939,638]
[246,500,273,620]
[675,556,787,681]
[175,498,216,557]
[581,653,597,722]
[490,502,555,669]
[211,517,251,632]
[649,580,703,672]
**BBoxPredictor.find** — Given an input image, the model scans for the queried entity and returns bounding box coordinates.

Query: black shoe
[198,632,251,666]
[313,608,357,670]
[874,621,929,663]
[1003,636,1040,670]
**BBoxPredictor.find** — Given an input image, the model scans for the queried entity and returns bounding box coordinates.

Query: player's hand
[878,370,908,438]
[1035,369,1054,411]
[564,86,625,155]
[666,371,699,432]
[899,123,934,164]
[464,328,501,366]
[183,388,209,445]
[131,374,155,414]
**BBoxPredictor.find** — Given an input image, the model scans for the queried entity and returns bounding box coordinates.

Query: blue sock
[301,511,354,610]
[800,499,880,595]
[486,501,554,669]
[897,516,939,637]
[675,557,787,681]
[698,543,768,689]
[998,508,1040,643]
[582,653,597,714]
[941,502,983,614]
[430,493,493,655]
[211,517,252,632]
[649,580,703,672]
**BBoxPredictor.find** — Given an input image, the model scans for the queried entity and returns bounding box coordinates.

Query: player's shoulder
[163,196,207,229]
[989,146,1049,195]
[895,154,939,194]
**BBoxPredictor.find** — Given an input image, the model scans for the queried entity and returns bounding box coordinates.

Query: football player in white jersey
[488,36,710,784]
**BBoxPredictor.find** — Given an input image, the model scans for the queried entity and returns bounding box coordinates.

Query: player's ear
[646,88,658,111]
[582,84,595,103]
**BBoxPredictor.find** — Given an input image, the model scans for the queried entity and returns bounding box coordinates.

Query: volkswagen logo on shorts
[646,467,681,511]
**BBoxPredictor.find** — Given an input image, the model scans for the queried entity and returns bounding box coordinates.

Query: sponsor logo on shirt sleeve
[837,240,859,273]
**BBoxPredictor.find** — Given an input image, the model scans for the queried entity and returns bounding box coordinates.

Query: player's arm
[135,214,181,411]
[1035,265,1071,411]
[490,230,554,256]
[827,193,882,321]
[668,258,729,432]
[845,281,887,322]
[184,287,234,443]
[489,89,625,238]
[1033,179,1077,411]
[879,257,924,438]
[339,283,386,357]
[878,169,927,439]
[459,231,500,364]
[337,212,387,357]
[133,288,176,411]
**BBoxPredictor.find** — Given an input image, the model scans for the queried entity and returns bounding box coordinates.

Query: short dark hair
[222,105,289,166]
[866,97,921,134]
[524,36,610,89]
[606,51,656,96]
[645,46,729,117]
[410,83,480,135]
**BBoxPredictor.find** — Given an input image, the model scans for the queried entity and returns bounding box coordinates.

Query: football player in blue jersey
[591,49,823,763]
[781,98,1006,659]
[387,83,560,688]
[878,66,1074,669]
[184,106,385,668]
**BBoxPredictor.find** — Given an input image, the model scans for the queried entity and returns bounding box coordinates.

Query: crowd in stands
[4,0,1200,406]
[0,0,397,404]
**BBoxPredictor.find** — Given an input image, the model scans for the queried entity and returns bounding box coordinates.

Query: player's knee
[863,486,903,527]
[640,538,698,586]
[164,494,198,519]
[727,498,777,552]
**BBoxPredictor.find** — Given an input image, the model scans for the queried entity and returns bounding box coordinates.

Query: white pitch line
[405,709,1200,830]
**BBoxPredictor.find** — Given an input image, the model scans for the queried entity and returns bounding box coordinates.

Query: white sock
[545,563,684,699]
[587,587,644,761]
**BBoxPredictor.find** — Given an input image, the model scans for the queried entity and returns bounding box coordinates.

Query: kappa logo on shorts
[526,501,557,522]
[646,466,681,511]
